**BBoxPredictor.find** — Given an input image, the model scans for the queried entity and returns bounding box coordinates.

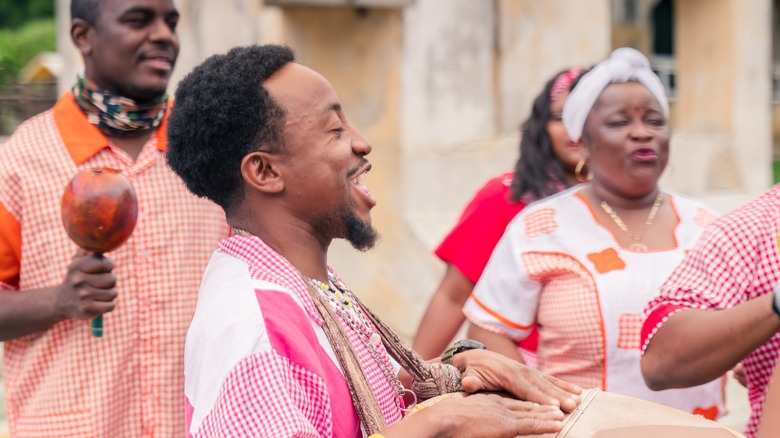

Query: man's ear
[71,18,93,57]
[241,151,284,194]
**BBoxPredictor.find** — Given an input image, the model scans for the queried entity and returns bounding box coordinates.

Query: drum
[412,388,744,437]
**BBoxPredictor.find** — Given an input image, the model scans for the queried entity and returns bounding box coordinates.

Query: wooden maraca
[61,168,138,337]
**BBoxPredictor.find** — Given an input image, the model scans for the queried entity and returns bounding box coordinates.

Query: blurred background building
[53,0,773,339]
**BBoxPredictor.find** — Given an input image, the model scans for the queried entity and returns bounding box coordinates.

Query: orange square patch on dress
[524,208,558,238]
[586,248,626,274]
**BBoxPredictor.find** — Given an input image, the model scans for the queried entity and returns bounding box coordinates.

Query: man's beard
[314,196,378,251]
[344,212,378,251]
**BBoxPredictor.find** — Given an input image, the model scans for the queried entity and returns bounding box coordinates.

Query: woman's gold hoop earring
[575,158,592,182]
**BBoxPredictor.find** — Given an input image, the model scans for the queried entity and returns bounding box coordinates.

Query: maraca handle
[92,315,103,337]
[62,168,137,340]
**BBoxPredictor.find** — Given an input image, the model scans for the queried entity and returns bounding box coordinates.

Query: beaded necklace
[307,274,408,405]
[229,228,418,421]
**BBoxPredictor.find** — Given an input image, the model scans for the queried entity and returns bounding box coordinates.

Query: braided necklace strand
[307,274,410,408]
[599,192,664,252]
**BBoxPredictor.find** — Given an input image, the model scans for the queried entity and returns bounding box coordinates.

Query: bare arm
[641,294,780,390]
[757,352,780,437]
[413,265,474,359]
[0,253,117,341]
[467,322,525,364]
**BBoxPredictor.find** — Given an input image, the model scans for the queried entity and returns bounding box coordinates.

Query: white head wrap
[562,47,669,142]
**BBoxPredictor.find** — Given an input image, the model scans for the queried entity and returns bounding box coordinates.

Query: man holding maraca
[0,0,228,436]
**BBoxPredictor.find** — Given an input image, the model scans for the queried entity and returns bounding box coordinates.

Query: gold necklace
[302,273,407,404]
[599,192,664,252]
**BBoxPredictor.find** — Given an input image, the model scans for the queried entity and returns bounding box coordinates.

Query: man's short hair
[167,45,295,215]
[71,0,101,25]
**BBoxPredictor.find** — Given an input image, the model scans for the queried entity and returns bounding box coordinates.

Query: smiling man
[167,44,581,438]
[0,0,227,436]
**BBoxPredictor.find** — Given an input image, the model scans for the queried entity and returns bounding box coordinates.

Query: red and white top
[435,172,527,285]
[435,172,539,354]
[643,184,780,438]
[184,235,403,437]
[0,93,228,437]
[465,187,724,418]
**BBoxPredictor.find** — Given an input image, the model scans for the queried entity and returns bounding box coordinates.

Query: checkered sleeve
[0,201,20,290]
[464,214,541,340]
[0,137,22,291]
[641,219,763,352]
[193,350,334,438]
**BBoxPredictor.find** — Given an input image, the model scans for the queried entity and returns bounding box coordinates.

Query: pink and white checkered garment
[184,235,403,437]
[643,184,780,438]
[0,94,229,437]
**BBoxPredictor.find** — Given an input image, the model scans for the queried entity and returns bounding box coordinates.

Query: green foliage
[0,0,55,29]
[0,19,56,87]
[774,158,780,184]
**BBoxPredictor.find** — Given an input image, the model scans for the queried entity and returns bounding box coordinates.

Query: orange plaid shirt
[0,93,228,437]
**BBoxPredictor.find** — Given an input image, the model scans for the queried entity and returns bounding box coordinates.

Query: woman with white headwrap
[463,48,725,417]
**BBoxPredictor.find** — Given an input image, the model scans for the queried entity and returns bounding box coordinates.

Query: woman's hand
[452,349,581,413]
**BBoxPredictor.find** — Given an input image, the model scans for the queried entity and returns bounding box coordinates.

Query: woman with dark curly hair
[413,67,586,362]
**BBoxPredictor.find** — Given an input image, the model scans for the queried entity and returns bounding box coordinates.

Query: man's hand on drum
[452,349,581,413]
[381,392,566,438]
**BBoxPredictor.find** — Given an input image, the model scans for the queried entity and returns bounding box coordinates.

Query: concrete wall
[393,0,610,335]
[669,0,772,213]
[496,0,611,134]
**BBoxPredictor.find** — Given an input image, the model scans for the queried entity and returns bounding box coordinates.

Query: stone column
[670,0,772,208]
[396,0,611,336]
[496,0,612,135]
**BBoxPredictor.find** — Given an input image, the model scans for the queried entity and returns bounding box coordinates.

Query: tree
[0,20,56,87]
[0,0,55,29]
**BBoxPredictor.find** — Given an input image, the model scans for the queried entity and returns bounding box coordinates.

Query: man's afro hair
[166,44,294,214]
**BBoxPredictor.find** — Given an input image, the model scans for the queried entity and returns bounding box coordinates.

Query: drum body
[529,388,744,438]
[412,388,744,437]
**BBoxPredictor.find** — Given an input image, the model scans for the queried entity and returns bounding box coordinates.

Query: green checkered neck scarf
[71,76,168,137]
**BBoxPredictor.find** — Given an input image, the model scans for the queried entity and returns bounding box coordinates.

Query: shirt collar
[219,234,325,326]
[53,92,170,165]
